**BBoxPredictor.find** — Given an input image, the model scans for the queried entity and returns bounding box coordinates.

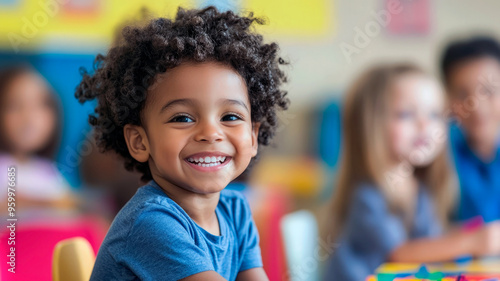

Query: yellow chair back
[52,237,96,281]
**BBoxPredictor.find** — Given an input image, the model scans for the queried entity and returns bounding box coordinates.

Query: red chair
[0,215,108,281]
[251,188,290,281]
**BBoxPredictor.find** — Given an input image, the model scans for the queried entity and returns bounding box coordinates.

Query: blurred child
[76,7,289,281]
[0,65,75,214]
[441,37,500,223]
[323,64,500,281]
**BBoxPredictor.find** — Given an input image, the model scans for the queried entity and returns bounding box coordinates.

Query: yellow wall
[0,0,333,52]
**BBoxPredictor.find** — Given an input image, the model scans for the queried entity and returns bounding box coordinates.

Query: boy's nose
[194,121,224,143]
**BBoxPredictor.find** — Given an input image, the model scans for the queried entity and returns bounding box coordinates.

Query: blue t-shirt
[450,126,500,222]
[324,182,442,281]
[90,180,263,281]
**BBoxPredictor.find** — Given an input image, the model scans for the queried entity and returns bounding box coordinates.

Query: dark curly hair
[75,6,290,182]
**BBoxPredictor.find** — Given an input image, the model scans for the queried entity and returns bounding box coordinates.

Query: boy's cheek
[156,130,190,150]
[228,136,256,164]
[228,125,253,141]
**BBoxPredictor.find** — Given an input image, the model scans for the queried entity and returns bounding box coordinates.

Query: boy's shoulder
[219,188,247,203]
[125,181,176,211]
[112,181,189,233]
[102,182,200,252]
[218,188,254,229]
[218,188,252,212]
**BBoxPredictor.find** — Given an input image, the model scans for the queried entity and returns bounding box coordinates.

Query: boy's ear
[251,122,261,157]
[123,124,150,163]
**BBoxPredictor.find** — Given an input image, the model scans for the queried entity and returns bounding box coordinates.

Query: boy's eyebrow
[159,98,249,113]
[160,98,195,113]
[222,99,249,112]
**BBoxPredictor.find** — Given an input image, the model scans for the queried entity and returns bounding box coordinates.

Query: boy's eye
[221,114,242,122]
[169,115,194,123]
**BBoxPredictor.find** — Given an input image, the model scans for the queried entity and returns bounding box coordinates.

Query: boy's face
[447,57,500,143]
[125,62,259,194]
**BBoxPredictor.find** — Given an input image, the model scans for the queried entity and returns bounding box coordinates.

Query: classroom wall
[280,0,500,108]
[268,0,500,156]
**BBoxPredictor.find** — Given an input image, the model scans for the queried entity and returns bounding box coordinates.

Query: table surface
[367,259,500,280]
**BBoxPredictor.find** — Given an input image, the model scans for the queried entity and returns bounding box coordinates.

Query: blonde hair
[322,63,456,242]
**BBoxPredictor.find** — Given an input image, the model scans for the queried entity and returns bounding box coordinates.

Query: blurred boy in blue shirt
[441,37,500,223]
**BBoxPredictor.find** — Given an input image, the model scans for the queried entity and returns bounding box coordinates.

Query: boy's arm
[236,268,269,281]
[180,271,227,281]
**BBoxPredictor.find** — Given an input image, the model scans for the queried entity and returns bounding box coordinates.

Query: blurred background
[1,0,500,280]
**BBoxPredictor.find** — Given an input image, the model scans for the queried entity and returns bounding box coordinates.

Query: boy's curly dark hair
[75,6,289,182]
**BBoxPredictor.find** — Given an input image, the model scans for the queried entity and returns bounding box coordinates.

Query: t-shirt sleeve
[235,193,263,272]
[347,186,407,259]
[121,204,215,281]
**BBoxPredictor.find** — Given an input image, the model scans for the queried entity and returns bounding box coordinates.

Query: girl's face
[387,74,447,167]
[131,62,259,194]
[1,72,57,155]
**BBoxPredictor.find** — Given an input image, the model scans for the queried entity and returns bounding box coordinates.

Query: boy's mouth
[184,152,232,171]
[187,156,228,167]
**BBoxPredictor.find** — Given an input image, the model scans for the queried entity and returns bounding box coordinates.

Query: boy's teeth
[188,155,228,165]
[195,162,219,167]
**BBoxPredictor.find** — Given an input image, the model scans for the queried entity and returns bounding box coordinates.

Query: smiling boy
[76,7,289,281]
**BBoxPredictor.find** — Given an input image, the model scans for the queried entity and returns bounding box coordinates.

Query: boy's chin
[186,180,230,195]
